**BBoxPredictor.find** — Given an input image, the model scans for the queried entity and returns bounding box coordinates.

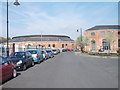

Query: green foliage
[0,37,11,43]
[105,32,117,50]
[76,35,90,48]
[117,49,120,56]
[88,52,118,56]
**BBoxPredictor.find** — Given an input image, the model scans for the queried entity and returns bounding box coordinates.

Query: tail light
[36,55,39,58]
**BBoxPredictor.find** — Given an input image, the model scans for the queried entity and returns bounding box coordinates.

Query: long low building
[8,35,76,53]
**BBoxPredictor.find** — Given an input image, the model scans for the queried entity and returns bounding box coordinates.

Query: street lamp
[6,0,20,57]
[77,28,82,41]
[77,28,83,52]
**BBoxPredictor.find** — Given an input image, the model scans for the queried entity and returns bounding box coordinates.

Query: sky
[1,1,118,40]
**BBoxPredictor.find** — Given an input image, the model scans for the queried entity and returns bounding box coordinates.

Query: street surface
[2,52,118,88]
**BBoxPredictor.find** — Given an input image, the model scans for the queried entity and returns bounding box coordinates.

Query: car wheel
[23,64,27,71]
[12,69,17,78]
[38,60,41,64]
[31,61,35,66]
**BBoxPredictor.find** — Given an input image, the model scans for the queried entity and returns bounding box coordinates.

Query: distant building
[85,25,120,51]
[8,35,76,53]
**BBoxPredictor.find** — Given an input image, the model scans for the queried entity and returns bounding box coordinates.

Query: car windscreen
[9,52,25,58]
[27,50,37,54]
[46,50,51,53]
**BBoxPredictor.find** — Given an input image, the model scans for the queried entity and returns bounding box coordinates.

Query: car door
[25,52,30,67]
[39,51,43,61]
[26,52,32,66]
[2,61,13,82]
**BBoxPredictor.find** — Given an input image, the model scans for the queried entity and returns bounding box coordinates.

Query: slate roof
[86,25,120,31]
[10,35,74,42]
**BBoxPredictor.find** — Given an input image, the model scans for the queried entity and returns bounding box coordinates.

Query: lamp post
[77,28,82,41]
[77,28,83,52]
[6,0,20,57]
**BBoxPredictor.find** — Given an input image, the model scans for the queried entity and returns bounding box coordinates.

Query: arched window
[48,44,51,47]
[102,39,110,50]
[118,39,120,47]
[66,44,68,48]
[91,32,95,36]
[91,40,96,50]
[62,44,64,48]
[118,32,120,35]
[53,44,55,48]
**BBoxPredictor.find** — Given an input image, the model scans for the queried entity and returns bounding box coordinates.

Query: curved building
[85,25,120,51]
[9,35,75,52]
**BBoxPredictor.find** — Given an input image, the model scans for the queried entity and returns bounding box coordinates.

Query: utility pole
[77,28,83,52]
[6,0,20,57]
[6,0,9,57]
[80,28,82,41]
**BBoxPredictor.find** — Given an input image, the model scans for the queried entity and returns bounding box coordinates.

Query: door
[91,40,96,51]
[102,39,110,50]
[2,62,13,82]
[26,52,32,66]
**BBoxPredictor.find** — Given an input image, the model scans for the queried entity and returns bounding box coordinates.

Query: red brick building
[8,35,76,53]
[84,25,120,52]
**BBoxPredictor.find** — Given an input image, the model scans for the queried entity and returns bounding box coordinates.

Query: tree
[76,35,90,52]
[0,37,11,43]
[105,32,117,51]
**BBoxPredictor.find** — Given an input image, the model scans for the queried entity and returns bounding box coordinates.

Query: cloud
[1,2,118,40]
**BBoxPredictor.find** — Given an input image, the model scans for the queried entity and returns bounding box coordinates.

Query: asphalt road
[2,52,118,88]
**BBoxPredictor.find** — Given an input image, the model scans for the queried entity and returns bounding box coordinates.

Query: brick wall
[85,30,120,51]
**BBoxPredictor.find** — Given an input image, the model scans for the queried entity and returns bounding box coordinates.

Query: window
[118,32,120,35]
[91,40,96,50]
[62,44,64,48]
[102,39,110,50]
[118,39,120,47]
[66,44,68,48]
[107,31,112,35]
[100,32,105,36]
[53,44,55,48]
[48,44,51,47]
[91,32,95,36]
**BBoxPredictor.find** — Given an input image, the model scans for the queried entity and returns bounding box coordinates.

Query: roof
[12,35,70,39]
[86,25,120,31]
[10,35,74,42]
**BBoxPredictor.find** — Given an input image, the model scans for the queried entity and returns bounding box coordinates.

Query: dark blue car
[7,51,34,71]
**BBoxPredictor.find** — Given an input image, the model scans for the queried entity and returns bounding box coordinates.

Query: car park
[46,50,54,58]
[7,52,34,71]
[26,49,43,64]
[0,56,17,83]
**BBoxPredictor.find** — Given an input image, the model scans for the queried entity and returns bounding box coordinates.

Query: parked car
[7,52,34,71]
[74,49,80,52]
[0,56,17,83]
[56,49,60,53]
[69,49,74,51]
[26,49,43,64]
[41,50,49,60]
[46,50,54,58]
[52,49,59,55]
[62,49,69,52]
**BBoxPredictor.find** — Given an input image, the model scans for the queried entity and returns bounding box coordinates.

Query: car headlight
[17,60,22,65]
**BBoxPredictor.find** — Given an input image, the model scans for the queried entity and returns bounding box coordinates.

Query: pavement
[2,52,118,88]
